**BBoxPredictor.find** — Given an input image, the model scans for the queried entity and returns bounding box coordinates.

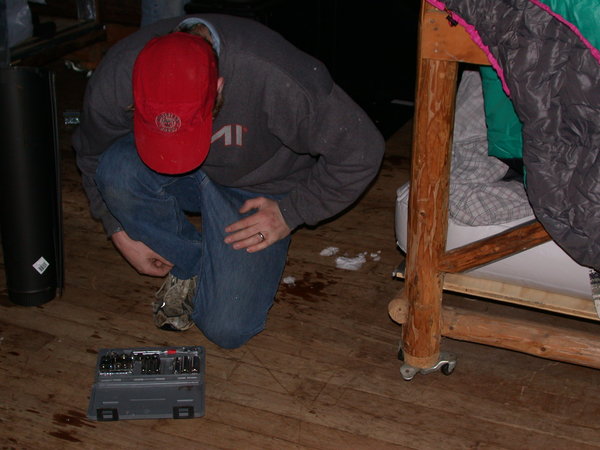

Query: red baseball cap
[133,32,218,174]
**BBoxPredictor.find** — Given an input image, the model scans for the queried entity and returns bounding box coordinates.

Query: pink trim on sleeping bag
[425,0,511,95]
[528,0,600,65]
[425,0,600,97]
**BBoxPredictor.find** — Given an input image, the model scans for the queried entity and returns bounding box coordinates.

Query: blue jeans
[95,134,291,348]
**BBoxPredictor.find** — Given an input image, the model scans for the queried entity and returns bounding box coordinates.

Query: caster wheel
[441,363,454,376]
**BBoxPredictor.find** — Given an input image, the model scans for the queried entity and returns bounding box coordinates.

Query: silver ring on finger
[257,231,266,242]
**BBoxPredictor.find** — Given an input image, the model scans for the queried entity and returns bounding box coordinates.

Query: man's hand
[111,230,173,276]
[224,197,291,252]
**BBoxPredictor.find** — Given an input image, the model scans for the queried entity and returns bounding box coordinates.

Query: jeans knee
[95,135,149,206]
[195,316,263,349]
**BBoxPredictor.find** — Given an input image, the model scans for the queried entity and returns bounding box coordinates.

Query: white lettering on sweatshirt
[211,124,245,147]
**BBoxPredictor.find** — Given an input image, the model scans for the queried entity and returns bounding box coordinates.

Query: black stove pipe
[0,66,63,306]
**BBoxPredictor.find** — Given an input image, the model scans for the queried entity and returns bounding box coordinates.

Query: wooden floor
[2,59,600,449]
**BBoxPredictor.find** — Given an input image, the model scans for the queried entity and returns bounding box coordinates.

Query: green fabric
[480,0,600,172]
[543,0,600,50]
[480,66,522,161]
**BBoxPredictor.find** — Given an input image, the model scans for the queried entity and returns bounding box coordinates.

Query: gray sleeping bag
[428,0,600,271]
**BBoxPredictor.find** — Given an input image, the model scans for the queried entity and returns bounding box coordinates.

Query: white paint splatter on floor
[319,246,339,257]
[282,276,296,286]
[319,248,383,271]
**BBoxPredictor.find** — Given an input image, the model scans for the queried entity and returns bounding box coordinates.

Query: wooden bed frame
[388,1,600,378]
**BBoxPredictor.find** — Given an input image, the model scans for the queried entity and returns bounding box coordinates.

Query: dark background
[26,0,420,139]
[184,0,420,138]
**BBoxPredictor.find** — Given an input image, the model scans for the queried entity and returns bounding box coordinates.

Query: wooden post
[402,5,459,367]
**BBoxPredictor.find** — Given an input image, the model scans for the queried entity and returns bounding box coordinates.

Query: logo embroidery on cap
[155,112,181,133]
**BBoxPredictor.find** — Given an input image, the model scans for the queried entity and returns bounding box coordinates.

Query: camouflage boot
[153,274,197,331]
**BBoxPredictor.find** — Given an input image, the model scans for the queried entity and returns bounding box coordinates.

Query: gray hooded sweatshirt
[72,14,385,236]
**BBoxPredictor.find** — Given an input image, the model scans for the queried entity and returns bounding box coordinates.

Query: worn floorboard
[1,53,600,450]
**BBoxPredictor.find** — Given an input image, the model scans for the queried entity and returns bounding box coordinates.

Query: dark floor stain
[52,410,95,429]
[48,430,82,443]
[278,271,337,302]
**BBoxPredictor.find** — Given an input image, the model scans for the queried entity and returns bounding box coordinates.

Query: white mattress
[395,183,592,299]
